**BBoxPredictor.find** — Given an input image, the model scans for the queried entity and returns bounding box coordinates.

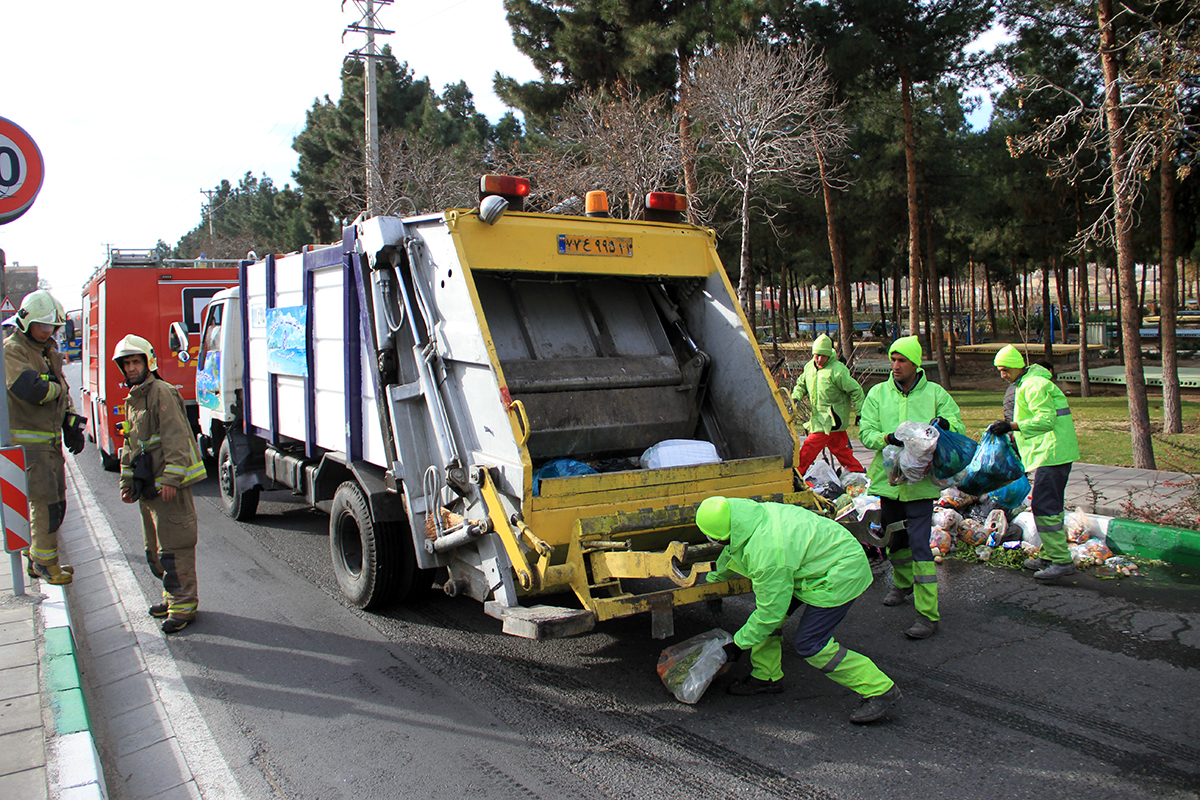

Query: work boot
[162,617,192,634]
[148,603,169,618]
[29,562,73,585]
[24,552,74,579]
[1034,561,1077,581]
[849,684,902,724]
[727,675,784,696]
[27,562,73,579]
[904,617,938,640]
[1023,557,1049,571]
[882,586,913,606]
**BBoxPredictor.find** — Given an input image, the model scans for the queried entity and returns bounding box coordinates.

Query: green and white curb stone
[40,582,107,799]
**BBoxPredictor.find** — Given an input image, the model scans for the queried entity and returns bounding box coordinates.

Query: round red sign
[0,117,45,225]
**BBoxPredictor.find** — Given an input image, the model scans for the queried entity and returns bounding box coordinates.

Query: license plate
[558,234,633,257]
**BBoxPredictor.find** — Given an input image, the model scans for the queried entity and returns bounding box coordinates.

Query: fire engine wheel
[218,437,259,521]
[329,481,433,609]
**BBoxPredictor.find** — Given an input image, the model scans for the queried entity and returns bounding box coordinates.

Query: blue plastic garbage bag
[986,474,1031,511]
[931,429,978,480]
[532,458,598,496]
[957,433,1025,496]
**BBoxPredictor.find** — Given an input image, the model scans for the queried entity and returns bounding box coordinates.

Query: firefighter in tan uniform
[114,335,207,633]
[4,290,86,585]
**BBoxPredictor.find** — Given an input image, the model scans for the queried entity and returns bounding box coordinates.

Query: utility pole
[343,0,393,218]
[200,188,218,254]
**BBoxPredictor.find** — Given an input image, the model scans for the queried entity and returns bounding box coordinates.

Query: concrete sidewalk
[1,452,1196,800]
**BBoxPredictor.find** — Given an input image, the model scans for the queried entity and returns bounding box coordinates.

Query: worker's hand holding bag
[957,432,1025,496]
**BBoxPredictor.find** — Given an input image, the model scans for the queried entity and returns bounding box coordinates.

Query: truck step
[484,602,596,640]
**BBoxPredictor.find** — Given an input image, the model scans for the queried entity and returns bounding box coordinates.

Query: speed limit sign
[0,117,45,225]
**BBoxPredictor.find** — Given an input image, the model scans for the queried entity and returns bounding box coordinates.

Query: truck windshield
[199,303,223,365]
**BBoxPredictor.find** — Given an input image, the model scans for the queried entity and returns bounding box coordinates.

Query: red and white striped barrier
[1,446,30,553]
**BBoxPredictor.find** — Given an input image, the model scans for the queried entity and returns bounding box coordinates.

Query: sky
[0,0,541,307]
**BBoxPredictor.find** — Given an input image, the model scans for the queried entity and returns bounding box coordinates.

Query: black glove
[986,420,1013,436]
[885,433,902,447]
[722,641,743,663]
[63,426,85,455]
[930,416,950,431]
[42,372,60,384]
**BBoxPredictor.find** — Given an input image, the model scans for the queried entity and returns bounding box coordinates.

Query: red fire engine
[80,249,238,469]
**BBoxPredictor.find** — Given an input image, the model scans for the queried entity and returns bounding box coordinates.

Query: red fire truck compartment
[81,253,237,470]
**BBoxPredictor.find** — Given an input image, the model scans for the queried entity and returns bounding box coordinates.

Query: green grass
[949,391,1200,473]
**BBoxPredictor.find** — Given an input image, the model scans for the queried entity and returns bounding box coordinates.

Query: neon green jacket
[860,370,965,501]
[791,356,865,434]
[1012,364,1079,470]
[705,499,871,650]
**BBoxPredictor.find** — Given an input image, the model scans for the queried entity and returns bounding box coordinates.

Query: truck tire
[330,481,397,609]
[218,437,259,521]
[328,482,435,608]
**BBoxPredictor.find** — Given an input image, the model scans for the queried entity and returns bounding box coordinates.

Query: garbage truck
[178,175,824,639]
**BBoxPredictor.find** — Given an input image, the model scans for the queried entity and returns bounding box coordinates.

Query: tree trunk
[1077,196,1092,398]
[677,49,699,225]
[1042,261,1055,377]
[737,169,754,314]
[900,65,922,345]
[1098,0,1155,468]
[1161,139,1182,434]
[818,144,855,361]
[986,273,998,340]
[924,203,949,388]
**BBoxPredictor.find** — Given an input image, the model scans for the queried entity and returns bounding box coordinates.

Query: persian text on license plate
[557,234,633,257]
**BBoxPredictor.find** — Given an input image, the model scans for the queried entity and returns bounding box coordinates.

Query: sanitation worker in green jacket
[988,345,1081,581]
[699,496,900,724]
[791,334,866,475]
[859,336,965,640]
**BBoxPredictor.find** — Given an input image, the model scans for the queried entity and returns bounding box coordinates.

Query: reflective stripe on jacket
[860,370,965,501]
[1013,364,1079,470]
[790,357,865,434]
[4,330,72,451]
[119,375,206,491]
[706,499,871,650]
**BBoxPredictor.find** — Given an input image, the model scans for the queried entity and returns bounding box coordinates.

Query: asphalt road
[65,371,1200,800]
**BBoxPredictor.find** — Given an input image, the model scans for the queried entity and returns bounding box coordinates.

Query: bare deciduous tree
[330,130,482,220]
[689,40,849,312]
[1008,0,1199,468]
[496,90,685,220]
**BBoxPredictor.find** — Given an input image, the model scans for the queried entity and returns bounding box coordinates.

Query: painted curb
[39,582,108,799]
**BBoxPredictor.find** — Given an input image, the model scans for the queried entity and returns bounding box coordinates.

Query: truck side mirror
[63,319,75,342]
[169,322,190,362]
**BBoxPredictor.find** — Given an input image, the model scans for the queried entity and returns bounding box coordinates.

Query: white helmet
[14,290,66,333]
[112,334,157,372]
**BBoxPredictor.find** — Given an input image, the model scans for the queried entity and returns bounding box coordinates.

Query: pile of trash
[807,423,1134,573]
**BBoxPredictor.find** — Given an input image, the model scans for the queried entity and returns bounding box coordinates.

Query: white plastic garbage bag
[641,439,721,470]
[657,628,733,704]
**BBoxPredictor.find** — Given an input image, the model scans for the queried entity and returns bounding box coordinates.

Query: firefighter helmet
[112,334,157,372]
[14,290,66,332]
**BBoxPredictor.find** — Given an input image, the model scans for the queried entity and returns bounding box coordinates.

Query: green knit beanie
[812,334,835,357]
[993,344,1026,369]
[888,335,923,366]
[695,496,732,541]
